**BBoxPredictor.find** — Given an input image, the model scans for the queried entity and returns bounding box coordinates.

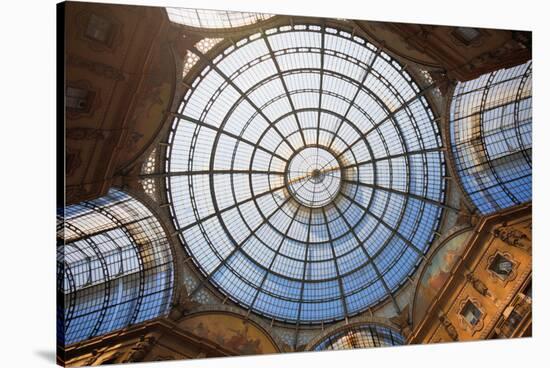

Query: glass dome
[166,24,446,324]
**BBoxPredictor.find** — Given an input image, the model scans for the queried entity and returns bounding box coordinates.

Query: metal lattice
[166,7,272,29]
[450,61,532,214]
[164,24,446,324]
[312,323,404,350]
[57,189,174,345]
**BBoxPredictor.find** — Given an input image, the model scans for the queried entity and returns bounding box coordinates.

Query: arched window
[57,189,174,345]
[311,323,404,350]
[449,61,532,214]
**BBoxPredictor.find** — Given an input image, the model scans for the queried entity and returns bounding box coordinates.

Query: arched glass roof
[450,61,532,214]
[166,7,272,29]
[311,323,404,350]
[57,189,174,345]
[166,24,446,324]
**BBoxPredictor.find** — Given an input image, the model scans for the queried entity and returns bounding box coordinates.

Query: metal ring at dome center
[285,146,342,208]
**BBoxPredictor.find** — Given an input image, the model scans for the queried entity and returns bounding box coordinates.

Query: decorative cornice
[410,204,531,342]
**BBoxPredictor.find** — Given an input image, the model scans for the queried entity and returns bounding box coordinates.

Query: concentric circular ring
[166,23,446,324]
[285,146,342,208]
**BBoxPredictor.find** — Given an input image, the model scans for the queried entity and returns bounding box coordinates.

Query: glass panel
[166,7,272,29]
[450,61,532,214]
[313,323,404,350]
[58,189,174,345]
[167,25,445,324]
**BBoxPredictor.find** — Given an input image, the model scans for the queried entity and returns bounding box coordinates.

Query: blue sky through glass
[450,61,532,214]
[166,24,446,324]
[58,189,174,344]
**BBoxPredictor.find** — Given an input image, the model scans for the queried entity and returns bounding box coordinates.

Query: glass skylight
[166,24,446,324]
[450,61,532,215]
[286,147,342,208]
[57,189,174,345]
[166,7,272,29]
[312,323,404,350]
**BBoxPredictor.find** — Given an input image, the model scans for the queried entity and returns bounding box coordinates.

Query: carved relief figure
[438,313,459,341]
[465,272,491,298]
[122,335,156,363]
[493,226,530,251]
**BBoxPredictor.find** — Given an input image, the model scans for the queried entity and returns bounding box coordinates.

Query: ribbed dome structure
[166,24,446,323]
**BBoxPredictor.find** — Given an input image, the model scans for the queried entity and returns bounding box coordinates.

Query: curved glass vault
[450,61,532,215]
[57,189,174,345]
[312,323,404,350]
[166,7,272,29]
[166,24,446,323]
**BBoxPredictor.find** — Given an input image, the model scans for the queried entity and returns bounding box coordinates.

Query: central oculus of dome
[286,147,342,208]
[166,23,446,324]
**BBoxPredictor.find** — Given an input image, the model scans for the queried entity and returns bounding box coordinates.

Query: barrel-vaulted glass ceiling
[450,61,532,215]
[58,189,174,345]
[312,323,404,350]
[166,7,272,29]
[165,24,446,324]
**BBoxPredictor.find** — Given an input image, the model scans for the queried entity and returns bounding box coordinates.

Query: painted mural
[116,41,175,171]
[413,230,472,324]
[179,313,279,355]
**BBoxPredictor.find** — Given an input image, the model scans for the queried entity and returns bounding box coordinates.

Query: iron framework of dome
[165,23,447,324]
